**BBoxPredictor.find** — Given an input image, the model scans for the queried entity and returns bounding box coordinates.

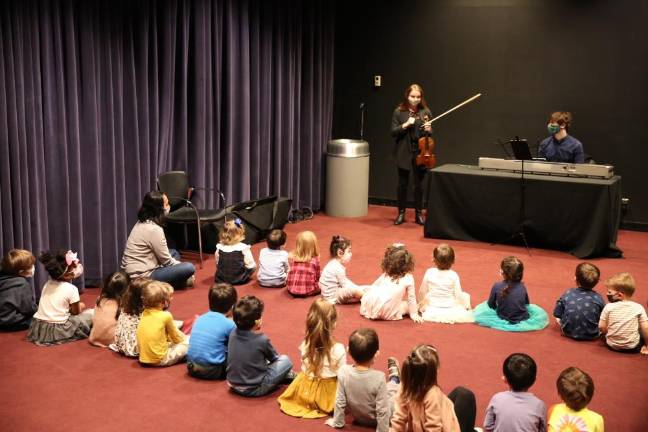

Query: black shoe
[394,211,405,225]
[415,211,425,225]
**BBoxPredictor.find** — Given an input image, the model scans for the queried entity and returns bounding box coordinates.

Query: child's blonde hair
[381,244,415,280]
[303,299,338,376]
[141,281,173,308]
[605,272,635,297]
[220,219,246,245]
[291,231,319,262]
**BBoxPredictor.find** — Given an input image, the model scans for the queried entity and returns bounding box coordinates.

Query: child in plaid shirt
[287,231,321,297]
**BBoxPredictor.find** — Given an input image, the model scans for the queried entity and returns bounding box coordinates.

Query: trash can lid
[328,139,369,157]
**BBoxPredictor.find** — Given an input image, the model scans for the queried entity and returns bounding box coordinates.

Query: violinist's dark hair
[397,84,429,112]
[330,235,352,258]
[137,191,166,225]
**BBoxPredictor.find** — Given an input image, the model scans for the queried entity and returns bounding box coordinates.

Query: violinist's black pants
[397,164,427,212]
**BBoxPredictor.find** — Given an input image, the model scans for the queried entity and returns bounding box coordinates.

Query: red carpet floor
[1,205,647,431]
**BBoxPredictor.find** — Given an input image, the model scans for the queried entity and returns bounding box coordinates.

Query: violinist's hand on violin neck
[403,116,416,129]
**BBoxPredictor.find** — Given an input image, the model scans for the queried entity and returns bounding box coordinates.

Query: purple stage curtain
[0,0,335,291]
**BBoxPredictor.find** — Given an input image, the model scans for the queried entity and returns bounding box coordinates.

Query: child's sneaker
[387,357,400,383]
[282,369,298,384]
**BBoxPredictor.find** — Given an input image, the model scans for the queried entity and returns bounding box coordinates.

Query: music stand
[510,137,532,161]
[499,136,532,254]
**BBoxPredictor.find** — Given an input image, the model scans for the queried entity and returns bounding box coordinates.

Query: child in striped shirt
[598,272,648,354]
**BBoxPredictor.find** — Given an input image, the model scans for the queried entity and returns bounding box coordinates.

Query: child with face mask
[598,272,648,354]
[319,235,366,305]
[0,249,38,331]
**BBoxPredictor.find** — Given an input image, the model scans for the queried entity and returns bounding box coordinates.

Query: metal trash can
[326,139,370,217]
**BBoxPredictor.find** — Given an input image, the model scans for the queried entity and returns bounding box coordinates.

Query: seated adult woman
[121,191,195,288]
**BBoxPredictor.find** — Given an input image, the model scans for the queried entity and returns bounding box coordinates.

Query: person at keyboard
[538,111,585,163]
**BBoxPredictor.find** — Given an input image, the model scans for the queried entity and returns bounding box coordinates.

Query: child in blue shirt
[187,283,238,380]
[553,262,605,340]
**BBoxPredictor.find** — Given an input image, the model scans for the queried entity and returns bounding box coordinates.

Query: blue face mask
[548,124,561,135]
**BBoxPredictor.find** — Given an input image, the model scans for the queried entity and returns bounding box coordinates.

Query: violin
[416,113,436,168]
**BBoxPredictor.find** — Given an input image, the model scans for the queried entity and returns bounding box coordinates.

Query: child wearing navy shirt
[553,263,605,340]
[227,295,294,396]
[187,283,238,380]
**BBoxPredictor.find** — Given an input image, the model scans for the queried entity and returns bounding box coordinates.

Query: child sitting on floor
[484,353,546,431]
[473,256,548,332]
[391,344,478,432]
[553,262,605,340]
[325,327,399,431]
[227,295,294,396]
[278,299,346,418]
[215,219,256,285]
[419,243,473,323]
[598,272,648,354]
[27,250,93,346]
[187,283,238,380]
[257,229,289,287]
[0,249,37,331]
[319,235,365,304]
[136,281,188,366]
[287,231,321,297]
[89,271,129,347]
[548,367,604,432]
[113,277,150,357]
[360,244,423,323]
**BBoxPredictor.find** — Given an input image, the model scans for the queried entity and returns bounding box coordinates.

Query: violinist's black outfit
[390,107,432,225]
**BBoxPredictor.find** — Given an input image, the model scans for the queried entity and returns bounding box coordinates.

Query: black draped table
[424,164,622,258]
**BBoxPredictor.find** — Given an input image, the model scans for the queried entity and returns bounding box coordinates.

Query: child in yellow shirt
[136,281,188,366]
[548,367,604,432]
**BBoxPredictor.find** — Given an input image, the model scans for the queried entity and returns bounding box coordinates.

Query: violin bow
[424,93,482,126]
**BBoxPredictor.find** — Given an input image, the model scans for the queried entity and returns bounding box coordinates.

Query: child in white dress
[360,244,423,323]
[419,244,473,323]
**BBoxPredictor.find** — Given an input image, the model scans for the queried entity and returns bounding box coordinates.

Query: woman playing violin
[390,83,432,225]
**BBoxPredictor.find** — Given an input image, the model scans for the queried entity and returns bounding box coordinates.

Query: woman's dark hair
[97,271,130,318]
[397,83,429,112]
[137,191,166,225]
[121,277,151,316]
[499,256,524,299]
[38,250,70,280]
[329,235,352,258]
[401,344,439,403]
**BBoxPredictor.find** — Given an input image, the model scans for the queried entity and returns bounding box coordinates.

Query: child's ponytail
[499,256,524,298]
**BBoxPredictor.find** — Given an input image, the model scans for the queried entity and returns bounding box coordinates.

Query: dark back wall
[333,0,648,227]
